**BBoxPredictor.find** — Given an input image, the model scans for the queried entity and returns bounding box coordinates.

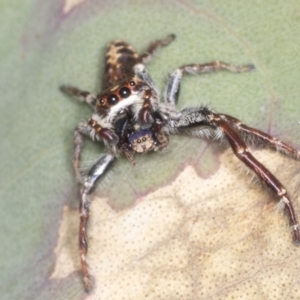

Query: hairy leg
[79,154,115,292]
[139,33,176,64]
[210,113,300,243]
[165,61,254,105]
[220,114,300,160]
[60,85,97,109]
[168,106,300,243]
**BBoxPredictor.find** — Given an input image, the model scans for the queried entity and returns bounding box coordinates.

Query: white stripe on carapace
[107,94,143,121]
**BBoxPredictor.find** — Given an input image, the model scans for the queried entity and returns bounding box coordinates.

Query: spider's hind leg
[138,33,176,64]
[60,85,97,109]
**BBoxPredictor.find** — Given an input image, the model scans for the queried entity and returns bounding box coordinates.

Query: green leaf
[1,0,300,299]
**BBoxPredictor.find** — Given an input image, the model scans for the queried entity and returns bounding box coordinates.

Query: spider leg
[220,114,300,160]
[79,154,115,292]
[168,107,300,243]
[73,119,117,291]
[60,85,97,109]
[210,113,300,243]
[73,119,118,183]
[138,33,176,64]
[133,64,158,124]
[134,63,156,89]
[165,61,254,106]
[73,127,85,183]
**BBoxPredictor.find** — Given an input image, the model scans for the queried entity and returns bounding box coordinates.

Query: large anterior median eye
[119,87,131,98]
[107,94,118,105]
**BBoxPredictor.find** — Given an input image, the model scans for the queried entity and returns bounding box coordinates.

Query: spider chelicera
[61,34,300,292]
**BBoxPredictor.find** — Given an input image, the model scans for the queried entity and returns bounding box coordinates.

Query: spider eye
[119,87,131,98]
[107,94,118,105]
[99,99,105,105]
[129,81,135,86]
[142,137,146,141]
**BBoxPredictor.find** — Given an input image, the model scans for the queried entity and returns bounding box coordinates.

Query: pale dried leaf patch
[52,149,300,299]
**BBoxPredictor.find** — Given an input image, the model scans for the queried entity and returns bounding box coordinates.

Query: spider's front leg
[210,114,300,243]
[165,61,254,106]
[73,118,118,182]
[79,154,115,292]
[72,119,118,291]
[132,64,159,124]
[220,114,300,160]
[169,108,300,244]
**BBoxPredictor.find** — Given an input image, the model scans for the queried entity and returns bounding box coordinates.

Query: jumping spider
[61,34,300,292]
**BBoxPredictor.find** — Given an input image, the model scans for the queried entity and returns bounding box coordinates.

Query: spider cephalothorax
[61,34,300,292]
